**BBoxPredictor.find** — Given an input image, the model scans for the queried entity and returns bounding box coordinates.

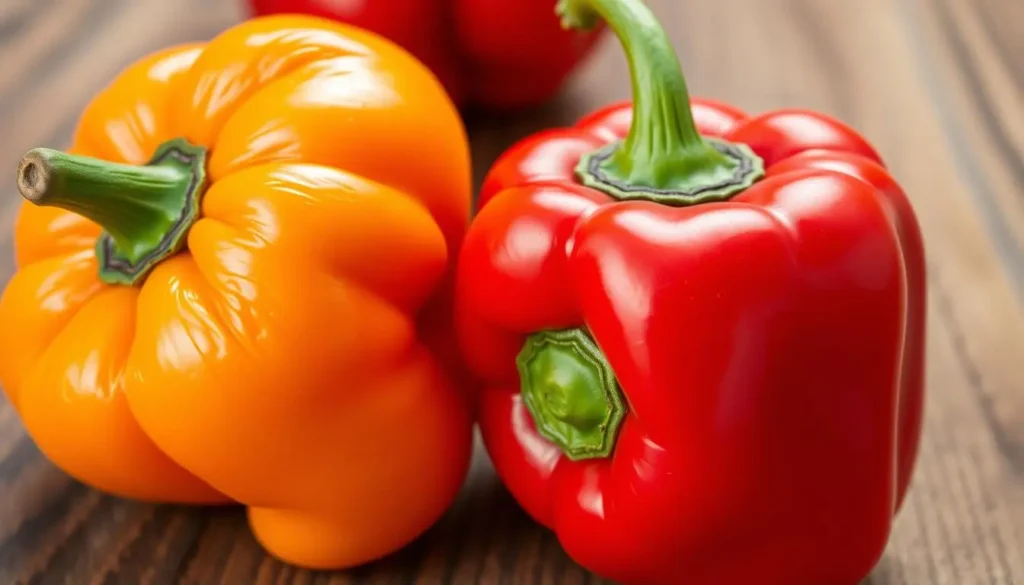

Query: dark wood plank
[0,0,1021,583]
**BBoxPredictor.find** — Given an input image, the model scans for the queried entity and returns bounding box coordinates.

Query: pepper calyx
[558,0,765,205]
[517,328,627,461]
[17,138,209,286]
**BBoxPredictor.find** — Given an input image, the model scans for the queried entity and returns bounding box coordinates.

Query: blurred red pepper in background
[248,0,606,109]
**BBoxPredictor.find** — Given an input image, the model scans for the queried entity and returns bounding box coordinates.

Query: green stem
[558,0,764,204]
[16,138,208,286]
[517,328,626,460]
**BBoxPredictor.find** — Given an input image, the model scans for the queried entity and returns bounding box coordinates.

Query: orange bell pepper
[0,15,473,569]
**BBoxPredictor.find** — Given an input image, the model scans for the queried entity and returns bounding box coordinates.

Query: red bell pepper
[456,0,926,583]
[247,0,605,109]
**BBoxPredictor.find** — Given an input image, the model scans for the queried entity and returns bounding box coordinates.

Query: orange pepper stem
[558,0,764,205]
[16,138,208,286]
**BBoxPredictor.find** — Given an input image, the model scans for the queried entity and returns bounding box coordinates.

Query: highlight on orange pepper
[0,14,474,570]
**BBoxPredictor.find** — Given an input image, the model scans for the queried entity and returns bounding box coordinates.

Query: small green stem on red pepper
[558,0,764,204]
[517,328,626,460]
[17,138,208,286]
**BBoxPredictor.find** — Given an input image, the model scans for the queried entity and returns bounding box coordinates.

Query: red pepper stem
[16,138,208,286]
[558,0,764,204]
[517,328,626,460]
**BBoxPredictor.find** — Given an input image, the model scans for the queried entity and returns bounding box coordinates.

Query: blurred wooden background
[0,0,1022,583]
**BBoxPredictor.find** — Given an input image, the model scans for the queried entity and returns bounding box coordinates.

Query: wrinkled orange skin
[0,15,474,569]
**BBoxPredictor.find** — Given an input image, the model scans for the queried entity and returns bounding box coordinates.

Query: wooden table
[1,0,1021,583]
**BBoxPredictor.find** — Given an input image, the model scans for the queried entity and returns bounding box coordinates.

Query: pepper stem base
[575,137,765,205]
[17,138,208,286]
[517,328,626,460]
[96,139,207,286]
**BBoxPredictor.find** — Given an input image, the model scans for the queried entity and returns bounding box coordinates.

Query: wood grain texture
[0,0,1022,583]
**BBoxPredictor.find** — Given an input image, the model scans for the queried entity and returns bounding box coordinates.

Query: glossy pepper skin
[248,0,605,109]
[456,0,926,583]
[0,15,473,570]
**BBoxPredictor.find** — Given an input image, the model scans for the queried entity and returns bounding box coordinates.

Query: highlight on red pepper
[455,0,927,583]
[0,15,474,570]
[247,0,606,109]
